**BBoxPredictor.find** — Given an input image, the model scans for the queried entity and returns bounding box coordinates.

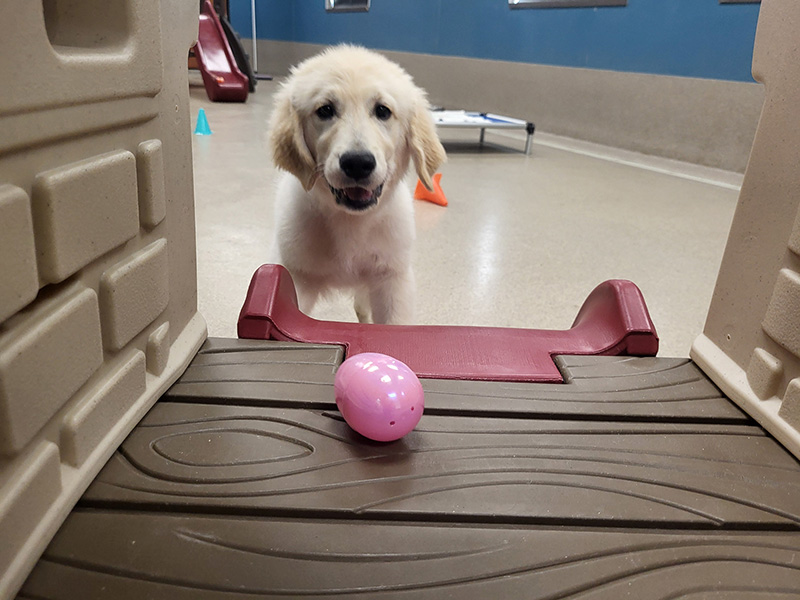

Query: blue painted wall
[231,0,761,82]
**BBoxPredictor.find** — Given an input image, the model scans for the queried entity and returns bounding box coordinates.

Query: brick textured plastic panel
[99,239,170,351]
[691,0,800,460]
[0,444,61,585]
[238,264,659,383]
[60,351,147,467]
[0,185,38,323]
[19,339,800,599]
[136,139,167,229]
[0,1,207,596]
[32,151,140,285]
[0,287,103,455]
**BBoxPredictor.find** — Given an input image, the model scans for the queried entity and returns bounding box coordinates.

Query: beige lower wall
[251,39,764,173]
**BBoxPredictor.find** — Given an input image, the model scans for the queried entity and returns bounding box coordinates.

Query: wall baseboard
[250,40,764,173]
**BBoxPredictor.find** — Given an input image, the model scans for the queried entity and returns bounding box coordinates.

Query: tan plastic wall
[692,0,800,459]
[0,1,207,597]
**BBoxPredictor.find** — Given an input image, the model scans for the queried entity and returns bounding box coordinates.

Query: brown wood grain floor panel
[20,511,800,599]
[80,402,800,528]
[17,340,800,599]
[166,340,748,423]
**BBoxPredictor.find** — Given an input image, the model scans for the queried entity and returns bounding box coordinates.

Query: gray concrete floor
[190,77,741,358]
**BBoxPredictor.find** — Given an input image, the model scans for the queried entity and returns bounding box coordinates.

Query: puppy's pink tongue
[344,187,372,202]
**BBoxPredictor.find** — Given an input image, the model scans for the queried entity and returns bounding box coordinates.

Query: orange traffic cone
[414,172,447,207]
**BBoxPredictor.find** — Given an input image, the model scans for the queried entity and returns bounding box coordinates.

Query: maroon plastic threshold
[237,264,659,382]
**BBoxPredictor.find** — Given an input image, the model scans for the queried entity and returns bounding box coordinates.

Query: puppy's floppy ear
[269,85,317,191]
[409,99,447,191]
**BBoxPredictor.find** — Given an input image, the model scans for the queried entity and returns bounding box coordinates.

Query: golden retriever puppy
[268,45,446,325]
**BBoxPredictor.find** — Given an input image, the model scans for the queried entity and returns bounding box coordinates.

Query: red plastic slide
[194,0,248,102]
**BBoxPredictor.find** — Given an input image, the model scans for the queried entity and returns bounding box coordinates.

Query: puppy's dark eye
[374,104,392,121]
[316,104,336,120]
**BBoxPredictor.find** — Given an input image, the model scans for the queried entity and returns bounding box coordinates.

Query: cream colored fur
[269,45,446,324]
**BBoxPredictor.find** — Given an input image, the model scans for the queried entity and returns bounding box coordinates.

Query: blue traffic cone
[194,108,212,135]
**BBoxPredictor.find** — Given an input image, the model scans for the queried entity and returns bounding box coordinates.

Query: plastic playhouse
[2,0,800,597]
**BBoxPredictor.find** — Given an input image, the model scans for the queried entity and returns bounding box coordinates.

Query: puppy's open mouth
[329,183,384,211]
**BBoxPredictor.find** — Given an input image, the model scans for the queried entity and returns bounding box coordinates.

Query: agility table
[432,110,536,154]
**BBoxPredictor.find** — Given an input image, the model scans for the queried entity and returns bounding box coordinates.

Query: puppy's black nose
[339,151,376,181]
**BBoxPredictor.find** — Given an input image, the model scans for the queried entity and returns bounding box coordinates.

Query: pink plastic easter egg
[334,352,424,442]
